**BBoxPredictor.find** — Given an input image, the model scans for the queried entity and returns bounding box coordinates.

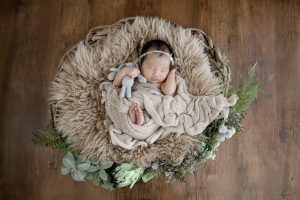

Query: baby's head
[139,40,174,84]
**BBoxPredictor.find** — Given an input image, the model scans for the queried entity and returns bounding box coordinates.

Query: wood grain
[0,0,299,199]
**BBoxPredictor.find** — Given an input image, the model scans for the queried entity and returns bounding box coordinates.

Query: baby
[113,40,177,126]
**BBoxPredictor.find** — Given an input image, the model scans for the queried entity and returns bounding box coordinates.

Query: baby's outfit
[131,78,162,125]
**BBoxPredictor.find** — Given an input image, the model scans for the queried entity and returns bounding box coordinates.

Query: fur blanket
[49,16,231,167]
[100,74,238,143]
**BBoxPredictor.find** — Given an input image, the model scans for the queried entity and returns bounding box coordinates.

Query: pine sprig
[30,127,73,154]
[230,62,274,112]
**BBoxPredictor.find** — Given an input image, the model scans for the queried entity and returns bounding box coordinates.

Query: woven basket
[48,17,228,129]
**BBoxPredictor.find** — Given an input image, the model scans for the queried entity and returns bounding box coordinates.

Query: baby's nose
[153,69,160,76]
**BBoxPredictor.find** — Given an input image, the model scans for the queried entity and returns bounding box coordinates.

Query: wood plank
[0,0,299,199]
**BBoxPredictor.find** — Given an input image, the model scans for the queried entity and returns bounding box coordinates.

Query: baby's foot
[135,104,144,126]
[129,104,137,124]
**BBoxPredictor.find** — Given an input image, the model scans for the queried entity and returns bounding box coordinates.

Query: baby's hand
[124,66,140,79]
[169,65,178,74]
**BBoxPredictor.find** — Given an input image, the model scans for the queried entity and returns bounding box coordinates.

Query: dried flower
[218,124,228,134]
[216,133,226,142]
[151,162,159,170]
[213,142,220,147]
[205,151,212,158]
[225,127,236,138]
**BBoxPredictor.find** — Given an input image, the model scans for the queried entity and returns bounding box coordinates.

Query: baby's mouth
[151,78,159,81]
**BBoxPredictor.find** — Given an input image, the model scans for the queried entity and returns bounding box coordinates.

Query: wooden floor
[0,0,299,199]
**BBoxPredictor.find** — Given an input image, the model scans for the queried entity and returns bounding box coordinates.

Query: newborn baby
[113,40,178,126]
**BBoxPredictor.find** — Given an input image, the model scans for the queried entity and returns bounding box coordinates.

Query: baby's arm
[161,66,177,96]
[113,67,140,87]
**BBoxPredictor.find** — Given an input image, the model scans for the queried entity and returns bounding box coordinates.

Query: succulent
[85,157,114,188]
[110,163,145,189]
[61,152,91,181]
[61,152,114,189]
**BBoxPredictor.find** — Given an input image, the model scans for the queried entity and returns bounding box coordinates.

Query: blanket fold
[100,74,238,142]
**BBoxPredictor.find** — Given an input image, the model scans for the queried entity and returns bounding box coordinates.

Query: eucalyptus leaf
[99,169,107,181]
[93,172,100,185]
[86,165,99,172]
[76,155,86,164]
[61,165,72,175]
[101,161,113,169]
[91,157,99,165]
[78,170,87,177]
[102,178,113,189]
[85,172,94,180]
[71,170,79,181]
[77,163,90,171]
[65,152,75,164]
[62,158,75,169]
[103,176,113,189]
[73,169,85,181]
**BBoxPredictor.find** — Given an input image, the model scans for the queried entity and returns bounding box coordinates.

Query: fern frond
[30,127,73,154]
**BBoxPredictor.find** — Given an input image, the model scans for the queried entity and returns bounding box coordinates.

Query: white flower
[218,124,228,134]
[151,162,159,170]
[213,142,220,147]
[205,151,212,159]
[225,127,236,138]
[216,133,226,142]
[193,151,198,156]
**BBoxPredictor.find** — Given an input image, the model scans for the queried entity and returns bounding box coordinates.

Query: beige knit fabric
[49,16,232,167]
[100,74,238,141]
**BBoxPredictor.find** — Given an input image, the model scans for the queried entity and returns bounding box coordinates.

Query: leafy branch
[229,62,274,112]
[30,127,73,154]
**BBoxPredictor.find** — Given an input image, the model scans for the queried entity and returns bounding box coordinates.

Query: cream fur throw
[49,16,235,167]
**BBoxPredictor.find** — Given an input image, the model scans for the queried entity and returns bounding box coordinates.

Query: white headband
[139,50,174,65]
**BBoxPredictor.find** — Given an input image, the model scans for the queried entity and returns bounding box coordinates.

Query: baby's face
[139,53,171,85]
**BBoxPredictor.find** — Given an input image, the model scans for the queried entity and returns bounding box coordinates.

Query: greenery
[61,152,116,190]
[30,127,73,154]
[144,56,274,184]
[31,54,274,190]
[142,141,217,184]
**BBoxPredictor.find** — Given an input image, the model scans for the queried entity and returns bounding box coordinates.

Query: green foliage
[30,127,73,154]
[142,141,218,184]
[230,62,274,111]
[33,53,274,190]
[144,59,274,185]
[61,152,115,189]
